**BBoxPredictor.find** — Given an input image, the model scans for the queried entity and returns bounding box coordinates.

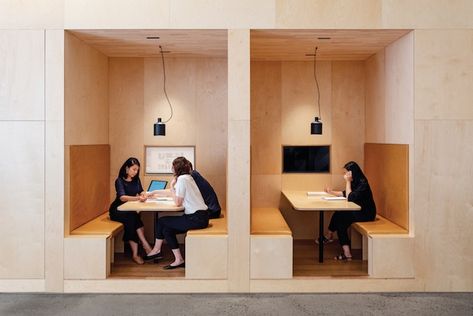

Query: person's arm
[171,176,184,207]
[116,179,147,202]
[324,186,344,197]
[344,171,352,197]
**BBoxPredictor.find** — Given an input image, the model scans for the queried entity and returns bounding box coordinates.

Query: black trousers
[109,210,144,243]
[155,210,209,249]
[328,211,374,246]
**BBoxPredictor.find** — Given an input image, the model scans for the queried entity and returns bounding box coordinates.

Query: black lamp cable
[313,46,321,120]
[159,45,173,123]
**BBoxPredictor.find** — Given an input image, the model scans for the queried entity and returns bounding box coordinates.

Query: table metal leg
[318,211,324,263]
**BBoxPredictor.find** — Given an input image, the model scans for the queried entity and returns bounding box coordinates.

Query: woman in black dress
[324,161,376,261]
[109,157,153,264]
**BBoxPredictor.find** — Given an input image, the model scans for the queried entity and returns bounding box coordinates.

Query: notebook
[147,180,168,191]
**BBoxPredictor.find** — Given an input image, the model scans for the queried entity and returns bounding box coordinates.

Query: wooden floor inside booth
[110,240,367,278]
[110,245,185,279]
[293,240,368,277]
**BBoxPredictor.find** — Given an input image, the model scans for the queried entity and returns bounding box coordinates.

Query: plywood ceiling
[251,29,412,61]
[69,29,411,61]
[69,29,228,58]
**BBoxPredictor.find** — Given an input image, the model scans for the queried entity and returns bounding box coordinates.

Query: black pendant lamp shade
[154,118,166,136]
[311,117,322,135]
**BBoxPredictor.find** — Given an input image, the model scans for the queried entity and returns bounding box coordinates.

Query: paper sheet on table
[145,197,173,203]
[321,196,346,200]
[307,191,328,196]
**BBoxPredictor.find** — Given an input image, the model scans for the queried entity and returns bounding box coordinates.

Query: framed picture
[145,146,195,174]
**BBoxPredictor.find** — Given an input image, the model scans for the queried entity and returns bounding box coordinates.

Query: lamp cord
[313,46,322,120]
[160,45,173,123]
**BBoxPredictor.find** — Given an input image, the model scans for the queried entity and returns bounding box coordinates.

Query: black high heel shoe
[144,252,163,261]
[163,262,185,270]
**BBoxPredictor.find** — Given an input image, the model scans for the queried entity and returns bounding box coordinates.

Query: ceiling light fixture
[148,39,174,136]
[306,46,323,135]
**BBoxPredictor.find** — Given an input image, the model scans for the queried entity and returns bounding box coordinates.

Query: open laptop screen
[147,180,168,191]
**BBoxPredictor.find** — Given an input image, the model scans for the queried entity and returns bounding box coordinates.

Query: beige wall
[109,57,228,206]
[251,60,365,238]
[414,29,473,291]
[1,0,473,293]
[65,32,109,146]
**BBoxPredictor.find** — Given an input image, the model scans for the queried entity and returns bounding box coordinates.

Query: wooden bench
[351,215,413,278]
[64,212,124,279]
[185,211,228,279]
[250,208,293,279]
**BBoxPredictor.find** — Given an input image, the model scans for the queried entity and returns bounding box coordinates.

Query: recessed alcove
[64,29,228,279]
[249,29,414,277]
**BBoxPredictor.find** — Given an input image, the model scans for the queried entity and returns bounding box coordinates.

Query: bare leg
[147,238,164,256]
[129,241,144,264]
[342,244,352,259]
[170,248,185,266]
[136,227,152,254]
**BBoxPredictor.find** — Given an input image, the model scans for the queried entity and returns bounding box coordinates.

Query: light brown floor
[293,239,368,277]
[110,240,367,279]
[110,245,185,279]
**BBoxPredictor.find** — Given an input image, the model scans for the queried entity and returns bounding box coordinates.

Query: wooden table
[117,199,184,212]
[282,190,361,263]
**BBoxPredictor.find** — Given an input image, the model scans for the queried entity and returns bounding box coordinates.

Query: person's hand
[344,171,353,182]
[324,185,333,195]
[139,192,147,202]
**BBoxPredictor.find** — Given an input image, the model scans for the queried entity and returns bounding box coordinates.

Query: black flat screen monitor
[283,146,330,173]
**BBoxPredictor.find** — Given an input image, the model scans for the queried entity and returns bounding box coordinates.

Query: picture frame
[144,146,196,174]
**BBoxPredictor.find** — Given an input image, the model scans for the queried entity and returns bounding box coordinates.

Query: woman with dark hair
[145,156,209,269]
[109,157,153,264]
[324,161,376,261]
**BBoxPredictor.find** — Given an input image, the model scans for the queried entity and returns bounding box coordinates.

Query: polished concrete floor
[0,293,472,316]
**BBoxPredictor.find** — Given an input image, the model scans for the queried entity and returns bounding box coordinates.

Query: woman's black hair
[343,161,367,188]
[118,157,141,180]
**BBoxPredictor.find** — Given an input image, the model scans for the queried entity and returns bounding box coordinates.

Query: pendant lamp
[147,37,173,136]
[309,47,322,135]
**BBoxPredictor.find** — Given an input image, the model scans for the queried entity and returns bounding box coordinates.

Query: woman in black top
[109,157,153,264]
[324,161,376,261]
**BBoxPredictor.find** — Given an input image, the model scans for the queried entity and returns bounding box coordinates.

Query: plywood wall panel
[0,30,44,121]
[385,32,414,144]
[109,57,145,198]
[276,0,381,28]
[365,51,385,143]
[251,61,282,175]
[281,61,332,145]
[0,122,44,278]
[332,61,365,173]
[65,32,109,145]
[415,120,473,291]
[364,143,409,230]
[415,29,473,120]
[69,145,110,232]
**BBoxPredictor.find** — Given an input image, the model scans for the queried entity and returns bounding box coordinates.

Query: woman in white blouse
[145,157,209,269]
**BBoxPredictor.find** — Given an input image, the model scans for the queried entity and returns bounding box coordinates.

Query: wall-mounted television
[282,145,330,173]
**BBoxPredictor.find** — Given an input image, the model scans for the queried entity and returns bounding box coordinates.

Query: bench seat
[251,207,292,235]
[251,208,292,279]
[185,210,228,279]
[351,215,413,278]
[187,212,227,235]
[71,212,123,236]
[352,215,408,235]
[65,212,124,280]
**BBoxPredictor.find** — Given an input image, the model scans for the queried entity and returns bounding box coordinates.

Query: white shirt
[174,174,208,214]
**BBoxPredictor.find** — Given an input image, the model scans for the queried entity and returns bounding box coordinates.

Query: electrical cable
[159,45,173,123]
[313,46,322,120]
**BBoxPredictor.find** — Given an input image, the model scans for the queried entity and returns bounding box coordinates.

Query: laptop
[147,180,168,192]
